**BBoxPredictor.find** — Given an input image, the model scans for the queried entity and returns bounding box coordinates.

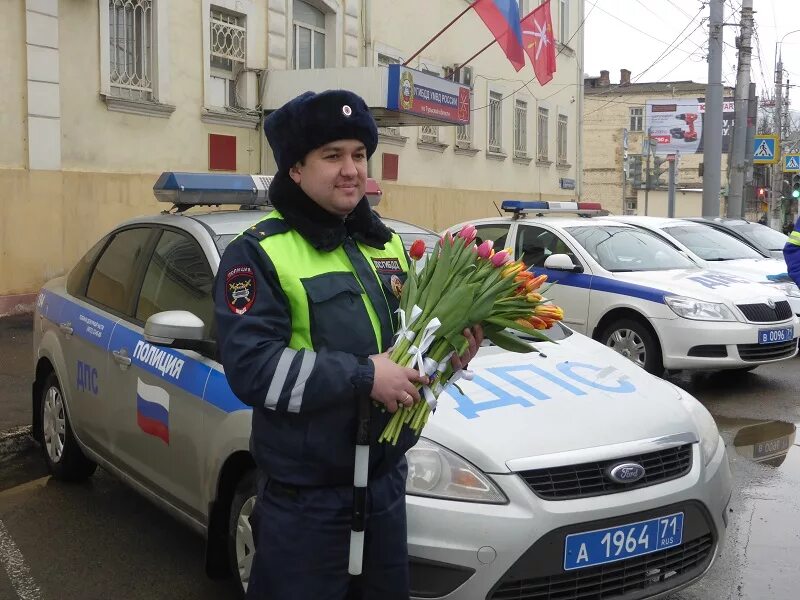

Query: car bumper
[654,317,798,370]
[407,439,732,599]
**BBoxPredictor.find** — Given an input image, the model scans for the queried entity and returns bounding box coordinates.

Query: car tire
[40,372,97,481]
[228,469,258,598]
[601,318,663,375]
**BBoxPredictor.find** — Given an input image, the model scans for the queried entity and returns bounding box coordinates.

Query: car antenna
[493,201,502,216]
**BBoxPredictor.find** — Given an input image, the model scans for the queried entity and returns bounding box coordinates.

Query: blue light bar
[501,200,549,212]
[153,172,273,206]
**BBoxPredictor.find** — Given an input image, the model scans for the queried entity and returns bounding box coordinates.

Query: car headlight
[406,438,508,504]
[764,281,800,298]
[677,392,721,466]
[664,295,736,321]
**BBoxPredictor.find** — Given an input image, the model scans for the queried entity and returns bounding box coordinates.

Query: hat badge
[342,104,352,117]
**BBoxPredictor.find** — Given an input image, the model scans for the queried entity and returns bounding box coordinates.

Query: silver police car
[32,173,732,599]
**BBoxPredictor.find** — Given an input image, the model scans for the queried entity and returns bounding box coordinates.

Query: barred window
[210,8,246,108]
[630,107,644,132]
[109,0,153,100]
[514,99,528,157]
[294,0,326,70]
[557,114,568,164]
[537,107,549,161]
[488,91,503,153]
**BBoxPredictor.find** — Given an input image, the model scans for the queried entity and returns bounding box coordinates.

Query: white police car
[32,175,731,599]
[604,216,800,315]
[446,201,799,375]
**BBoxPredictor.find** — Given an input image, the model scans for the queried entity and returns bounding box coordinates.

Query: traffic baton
[348,393,370,575]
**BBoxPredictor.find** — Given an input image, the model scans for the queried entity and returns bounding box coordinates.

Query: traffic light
[793,174,800,199]
[758,187,766,199]
[648,156,668,189]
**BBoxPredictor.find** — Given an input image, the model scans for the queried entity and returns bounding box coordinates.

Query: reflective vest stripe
[789,231,800,246]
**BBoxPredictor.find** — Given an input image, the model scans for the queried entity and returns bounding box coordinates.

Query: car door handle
[112,349,132,367]
[59,322,73,336]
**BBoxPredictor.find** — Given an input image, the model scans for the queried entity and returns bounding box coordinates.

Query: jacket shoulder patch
[226,265,257,314]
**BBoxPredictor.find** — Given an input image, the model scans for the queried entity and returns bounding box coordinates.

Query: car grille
[488,534,713,600]
[518,444,693,500]
[687,344,727,357]
[737,301,792,322]
[737,338,798,361]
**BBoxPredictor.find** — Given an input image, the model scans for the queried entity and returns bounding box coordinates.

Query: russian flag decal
[137,378,170,444]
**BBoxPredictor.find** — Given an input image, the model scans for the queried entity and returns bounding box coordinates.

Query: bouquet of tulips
[378,224,565,445]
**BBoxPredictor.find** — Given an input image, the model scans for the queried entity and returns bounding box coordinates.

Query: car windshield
[567,226,696,272]
[727,222,788,251]
[663,224,764,260]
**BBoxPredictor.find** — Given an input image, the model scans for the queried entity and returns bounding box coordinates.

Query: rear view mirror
[543,254,582,272]
[145,310,216,356]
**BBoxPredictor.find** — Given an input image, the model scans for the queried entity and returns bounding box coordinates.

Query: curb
[0,425,34,456]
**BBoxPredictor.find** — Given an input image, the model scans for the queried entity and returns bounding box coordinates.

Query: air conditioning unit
[450,64,474,88]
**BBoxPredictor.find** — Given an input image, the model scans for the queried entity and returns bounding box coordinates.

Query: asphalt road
[1,314,800,599]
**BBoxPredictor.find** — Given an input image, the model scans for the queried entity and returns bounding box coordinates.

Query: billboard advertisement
[387,64,471,126]
[645,98,735,155]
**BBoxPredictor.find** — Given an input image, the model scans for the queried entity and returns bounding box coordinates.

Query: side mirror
[144,310,216,356]
[543,253,583,272]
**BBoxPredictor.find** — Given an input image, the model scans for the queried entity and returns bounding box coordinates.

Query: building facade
[1,0,585,311]
[583,69,732,217]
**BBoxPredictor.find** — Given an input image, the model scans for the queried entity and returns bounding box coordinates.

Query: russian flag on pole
[137,378,170,444]
[472,0,526,72]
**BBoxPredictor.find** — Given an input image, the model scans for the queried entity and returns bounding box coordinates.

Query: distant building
[583,69,732,216]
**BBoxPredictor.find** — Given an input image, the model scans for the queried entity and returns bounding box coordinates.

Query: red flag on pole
[520,0,557,85]
[472,0,526,72]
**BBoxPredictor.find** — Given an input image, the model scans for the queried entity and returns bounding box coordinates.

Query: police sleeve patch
[226,265,256,314]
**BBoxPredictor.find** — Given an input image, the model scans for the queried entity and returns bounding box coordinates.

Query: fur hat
[263,89,378,173]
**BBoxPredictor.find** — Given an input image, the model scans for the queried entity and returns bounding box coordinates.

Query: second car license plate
[564,512,684,571]
[758,326,793,344]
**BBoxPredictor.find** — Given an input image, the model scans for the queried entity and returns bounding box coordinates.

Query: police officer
[783,216,800,287]
[213,89,481,599]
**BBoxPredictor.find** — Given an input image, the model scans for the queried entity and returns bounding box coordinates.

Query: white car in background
[32,174,732,600]
[606,216,800,315]
[445,201,799,376]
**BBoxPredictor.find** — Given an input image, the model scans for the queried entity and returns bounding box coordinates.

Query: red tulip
[409,239,426,260]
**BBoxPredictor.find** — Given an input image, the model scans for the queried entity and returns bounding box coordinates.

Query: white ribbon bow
[394,304,423,344]
[407,318,441,377]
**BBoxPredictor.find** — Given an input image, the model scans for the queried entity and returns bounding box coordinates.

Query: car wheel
[601,318,663,375]
[228,469,257,598]
[40,372,97,481]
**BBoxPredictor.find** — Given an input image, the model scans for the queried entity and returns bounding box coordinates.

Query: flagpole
[403,3,476,66]
[455,7,537,72]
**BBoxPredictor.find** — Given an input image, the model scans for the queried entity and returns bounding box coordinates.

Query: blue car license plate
[758,326,793,344]
[564,512,684,571]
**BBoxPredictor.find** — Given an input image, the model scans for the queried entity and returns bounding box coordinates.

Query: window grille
[537,107,549,161]
[630,107,644,132]
[211,10,246,64]
[514,99,528,157]
[557,114,568,163]
[456,92,475,147]
[109,0,153,100]
[420,124,439,142]
[488,91,503,152]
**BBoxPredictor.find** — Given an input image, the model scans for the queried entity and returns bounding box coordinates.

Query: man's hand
[369,353,429,413]
[451,324,484,372]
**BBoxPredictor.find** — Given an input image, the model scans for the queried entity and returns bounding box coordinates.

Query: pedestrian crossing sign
[753,135,778,164]
[784,155,800,173]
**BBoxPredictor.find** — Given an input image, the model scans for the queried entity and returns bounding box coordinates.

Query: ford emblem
[607,462,646,484]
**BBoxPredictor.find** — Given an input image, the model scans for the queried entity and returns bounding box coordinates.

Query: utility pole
[727,0,753,218]
[703,0,725,216]
[668,156,677,217]
[770,58,784,230]
[744,82,758,213]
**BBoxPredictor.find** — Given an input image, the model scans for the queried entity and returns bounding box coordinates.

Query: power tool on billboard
[674,113,698,142]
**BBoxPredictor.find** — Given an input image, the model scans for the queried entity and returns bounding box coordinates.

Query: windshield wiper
[608,268,635,272]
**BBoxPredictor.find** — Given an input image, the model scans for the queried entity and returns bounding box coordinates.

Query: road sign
[784,155,800,173]
[753,135,778,164]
